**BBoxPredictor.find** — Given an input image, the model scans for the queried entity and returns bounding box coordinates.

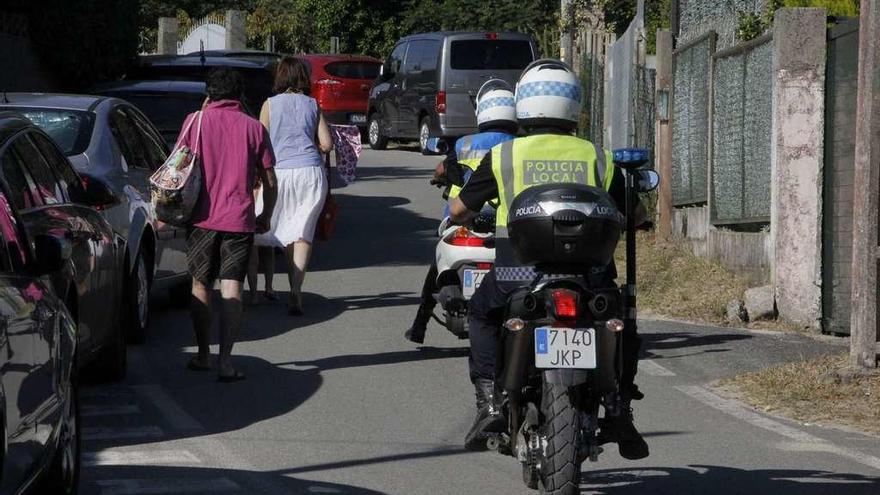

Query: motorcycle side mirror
[635,170,660,193]
[612,147,650,170]
[422,137,448,156]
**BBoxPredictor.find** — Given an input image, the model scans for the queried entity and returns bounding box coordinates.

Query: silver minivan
[367,31,538,153]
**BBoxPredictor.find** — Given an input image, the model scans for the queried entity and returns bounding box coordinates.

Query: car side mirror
[78,174,120,210]
[635,170,660,193]
[422,137,448,155]
[32,234,71,274]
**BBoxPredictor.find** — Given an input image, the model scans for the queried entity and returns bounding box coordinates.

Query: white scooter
[433,209,496,338]
[424,137,497,338]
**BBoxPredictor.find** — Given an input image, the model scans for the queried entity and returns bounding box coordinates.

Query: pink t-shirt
[179,100,275,233]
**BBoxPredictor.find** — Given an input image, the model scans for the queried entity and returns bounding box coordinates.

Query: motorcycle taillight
[445,227,485,247]
[549,289,579,320]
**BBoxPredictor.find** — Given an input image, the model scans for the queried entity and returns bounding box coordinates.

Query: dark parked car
[368,31,538,152]
[0,112,128,380]
[1,94,191,344]
[92,80,206,148]
[125,54,277,116]
[295,54,382,131]
[0,184,79,494]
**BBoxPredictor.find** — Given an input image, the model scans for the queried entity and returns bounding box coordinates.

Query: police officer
[405,79,518,344]
[448,59,649,460]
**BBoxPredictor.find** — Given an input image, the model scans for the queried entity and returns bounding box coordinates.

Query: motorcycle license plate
[462,269,488,299]
[534,328,597,369]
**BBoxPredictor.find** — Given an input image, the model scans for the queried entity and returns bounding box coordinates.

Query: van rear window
[450,40,533,70]
[325,61,381,80]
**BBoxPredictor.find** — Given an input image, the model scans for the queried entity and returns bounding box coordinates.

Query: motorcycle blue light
[612,148,649,165]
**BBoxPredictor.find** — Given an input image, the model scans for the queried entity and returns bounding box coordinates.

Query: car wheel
[128,250,151,344]
[419,117,431,154]
[368,115,388,150]
[40,373,80,494]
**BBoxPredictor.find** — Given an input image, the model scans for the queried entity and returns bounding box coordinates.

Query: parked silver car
[0,94,190,343]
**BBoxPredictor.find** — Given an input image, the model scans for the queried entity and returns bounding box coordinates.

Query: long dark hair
[273,56,311,95]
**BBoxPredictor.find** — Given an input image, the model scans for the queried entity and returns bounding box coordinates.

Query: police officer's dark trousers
[467,271,512,383]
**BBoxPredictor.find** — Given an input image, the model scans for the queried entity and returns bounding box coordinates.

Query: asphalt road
[79,146,880,495]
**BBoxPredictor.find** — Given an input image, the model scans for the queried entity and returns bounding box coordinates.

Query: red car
[296,54,382,132]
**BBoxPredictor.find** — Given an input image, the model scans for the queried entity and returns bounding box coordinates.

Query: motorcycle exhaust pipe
[501,326,533,395]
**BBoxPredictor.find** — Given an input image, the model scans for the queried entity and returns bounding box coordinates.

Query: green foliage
[22,0,140,90]
[737,0,858,42]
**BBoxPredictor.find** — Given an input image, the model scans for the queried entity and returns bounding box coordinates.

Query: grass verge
[615,232,748,325]
[720,354,880,436]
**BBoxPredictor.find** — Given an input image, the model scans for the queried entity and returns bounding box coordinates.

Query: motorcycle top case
[507,184,623,267]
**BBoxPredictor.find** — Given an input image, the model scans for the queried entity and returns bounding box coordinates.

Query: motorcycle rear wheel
[538,376,581,495]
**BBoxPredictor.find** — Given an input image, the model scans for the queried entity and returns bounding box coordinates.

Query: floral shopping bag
[150,112,203,227]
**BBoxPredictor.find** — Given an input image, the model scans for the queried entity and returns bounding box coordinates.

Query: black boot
[464,379,506,451]
[602,395,649,460]
[404,308,432,344]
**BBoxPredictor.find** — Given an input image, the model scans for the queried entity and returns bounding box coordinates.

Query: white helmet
[475,79,517,131]
[515,59,581,131]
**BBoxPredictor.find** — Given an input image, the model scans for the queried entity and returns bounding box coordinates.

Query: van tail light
[317,78,342,86]
[436,91,446,114]
[445,227,484,247]
[549,289,579,320]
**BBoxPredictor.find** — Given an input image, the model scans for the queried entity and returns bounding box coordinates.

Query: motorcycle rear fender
[543,368,590,386]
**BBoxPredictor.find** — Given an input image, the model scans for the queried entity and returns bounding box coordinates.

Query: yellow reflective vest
[489,134,615,282]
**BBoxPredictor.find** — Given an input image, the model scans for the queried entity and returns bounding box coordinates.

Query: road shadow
[80,465,388,495]
[579,465,880,494]
[310,193,438,272]
[640,331,752,359]
[354,166,433,182]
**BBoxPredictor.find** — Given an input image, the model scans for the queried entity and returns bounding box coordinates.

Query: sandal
[217,370,247,383]
[186,357,211,372]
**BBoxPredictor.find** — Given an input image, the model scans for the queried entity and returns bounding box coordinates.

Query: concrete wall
[672,206,772,286]
[225,10,246,50]
[770,8,827,329]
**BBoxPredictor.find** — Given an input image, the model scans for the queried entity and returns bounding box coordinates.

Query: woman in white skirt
[257,56,333,315]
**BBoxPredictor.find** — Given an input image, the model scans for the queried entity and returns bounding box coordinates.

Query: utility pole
[850,0,880,369]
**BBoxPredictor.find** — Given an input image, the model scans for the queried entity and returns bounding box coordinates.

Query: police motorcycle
[488,148,659,494]
[424,137,496,338]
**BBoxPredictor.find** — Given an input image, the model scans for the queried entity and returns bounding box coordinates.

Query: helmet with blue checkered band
[475,78,517,132]
[515,58,581,132]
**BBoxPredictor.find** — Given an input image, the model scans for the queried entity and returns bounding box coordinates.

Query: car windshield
[0,107,95,156]
[449,40,534,70]
[325,61,381,80]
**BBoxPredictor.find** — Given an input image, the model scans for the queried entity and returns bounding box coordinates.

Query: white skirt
[255,167,327,246]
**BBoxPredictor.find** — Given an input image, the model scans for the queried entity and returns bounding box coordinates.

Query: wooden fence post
[655,29,674,239]
[850,0,880,369]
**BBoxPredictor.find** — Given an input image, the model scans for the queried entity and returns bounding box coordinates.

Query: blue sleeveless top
[268,93,323,169]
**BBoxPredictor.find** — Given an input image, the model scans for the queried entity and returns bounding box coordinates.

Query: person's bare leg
[218,279,244,376]
[190,279,212,367]
[245,245,258,305]
[260,247,276,297]
[286,241,313,308]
